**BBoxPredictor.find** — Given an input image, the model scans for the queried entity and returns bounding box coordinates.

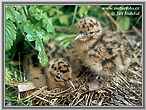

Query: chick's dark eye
[80,31,83,34]
[89,32,94,34]
[96,76,100,80]
[101,59,108,65]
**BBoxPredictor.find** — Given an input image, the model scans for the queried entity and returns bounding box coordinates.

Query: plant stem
[72,6,78,26]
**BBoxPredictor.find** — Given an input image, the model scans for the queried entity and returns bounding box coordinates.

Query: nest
[21,62,142,106]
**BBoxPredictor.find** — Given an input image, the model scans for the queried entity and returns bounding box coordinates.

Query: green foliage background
[4,4,142,106]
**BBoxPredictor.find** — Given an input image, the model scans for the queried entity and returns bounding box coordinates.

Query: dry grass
[22,65,142,106]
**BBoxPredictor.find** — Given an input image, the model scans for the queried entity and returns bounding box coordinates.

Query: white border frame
[1,1,145,110]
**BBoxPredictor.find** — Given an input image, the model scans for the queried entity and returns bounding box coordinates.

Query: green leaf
[35,38,48,66]
[25,33,36,41]
[47,19,55,33]
[5,20,16,51]
[42,33,50,43]
[5,7,15,21]
[42,15,55,33]
[48,8,58,16]
[59,15,69,25]
[15,10,27,23]
[29,6,43,20]
[117,16,130,31]
[23,21,37,41]
[6,6,26,24]
[78,6,88,17]
[40,6,54,12]
[23,21,34,34]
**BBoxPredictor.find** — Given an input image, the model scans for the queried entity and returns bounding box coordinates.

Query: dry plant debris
[21,65,142,106]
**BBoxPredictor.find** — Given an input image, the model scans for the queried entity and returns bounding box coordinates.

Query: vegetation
[4,4,142,106]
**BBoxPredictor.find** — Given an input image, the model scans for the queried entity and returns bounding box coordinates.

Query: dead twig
[132,26,142,37]
[103,10,119,29]
[34,95,50,103]
[128,69,142,78]
[98,98,104,106]
[74,96,84,106]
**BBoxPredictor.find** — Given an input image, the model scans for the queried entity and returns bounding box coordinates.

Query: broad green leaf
[59,15,69,25]
[29,6,43,20]
[40,6,53,12]
[35,38,48,66]
[42,16,48,27]
[23,21,34,34]
[42,33,50,43]
[42,17,55,33]
[117,16,130,31]
[23,21,37,41]
[5,20,16,51]
[25,33,36,41]
[36,31,44,39]
[13,10,23,23]
[47,18,55,33]
[14,9,27,23]
[48,8,58,16]
[5,7,15,21]
[78,6,88,17]
[6,6,26,23]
